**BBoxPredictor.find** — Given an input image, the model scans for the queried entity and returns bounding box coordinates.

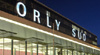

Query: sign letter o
[16,2,26,17]
[83,34,86,41]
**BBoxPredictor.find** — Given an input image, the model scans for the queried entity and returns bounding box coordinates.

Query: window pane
[38,44,46,55]
[68,50,72,55]
[48,47,53,55]
[13,40,25,55]
[32,43,37,55]
[73,51,77,55]
[0,38,3,55]
[4,38,11,55]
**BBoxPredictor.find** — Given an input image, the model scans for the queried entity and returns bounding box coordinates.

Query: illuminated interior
[0,37,98,55]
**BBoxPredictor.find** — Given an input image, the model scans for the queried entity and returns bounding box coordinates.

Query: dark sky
[38,0,100,45]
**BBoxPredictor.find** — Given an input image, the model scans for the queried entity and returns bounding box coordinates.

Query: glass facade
[0,37,99,55]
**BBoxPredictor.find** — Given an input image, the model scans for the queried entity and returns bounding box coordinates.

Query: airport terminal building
[0,0,100,55]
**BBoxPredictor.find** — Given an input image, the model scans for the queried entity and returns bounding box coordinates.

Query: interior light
[32,43,37,46]
[4,47,11,50]
[14,40,19,42]
[0,45,3,46]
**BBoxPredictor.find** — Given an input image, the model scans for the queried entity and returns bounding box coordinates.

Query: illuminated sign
[72,25,86,41]
[16,2,61,31]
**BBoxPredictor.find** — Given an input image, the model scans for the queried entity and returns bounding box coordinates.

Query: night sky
[38,0,100,45]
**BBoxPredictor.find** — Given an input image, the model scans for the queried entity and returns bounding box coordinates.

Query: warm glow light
[4,47,11,50]
[0,45,3,46]
[14,40,19,42]
[32,43,37,46]
[0,16,100,51]
[14,45,19,49]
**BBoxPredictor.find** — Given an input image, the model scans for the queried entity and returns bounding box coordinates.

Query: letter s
[72,29,76,37]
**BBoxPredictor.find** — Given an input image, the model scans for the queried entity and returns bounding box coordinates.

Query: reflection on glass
[56,48,63,55]
[73,51,77,55]
[4,38,11,55]
[27,42,37,55]
[32,43,37,55]
[82,52,84,55]
[62,49,66,55]
[78,52,81,55]
[0,38,11,55]
[0,38,3,55]
[13,40,25,55]
[56,48,60,55]
[88,53,91,55]
[48,47,53,55]
[38,44,46,55]
[68,50,72,55]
